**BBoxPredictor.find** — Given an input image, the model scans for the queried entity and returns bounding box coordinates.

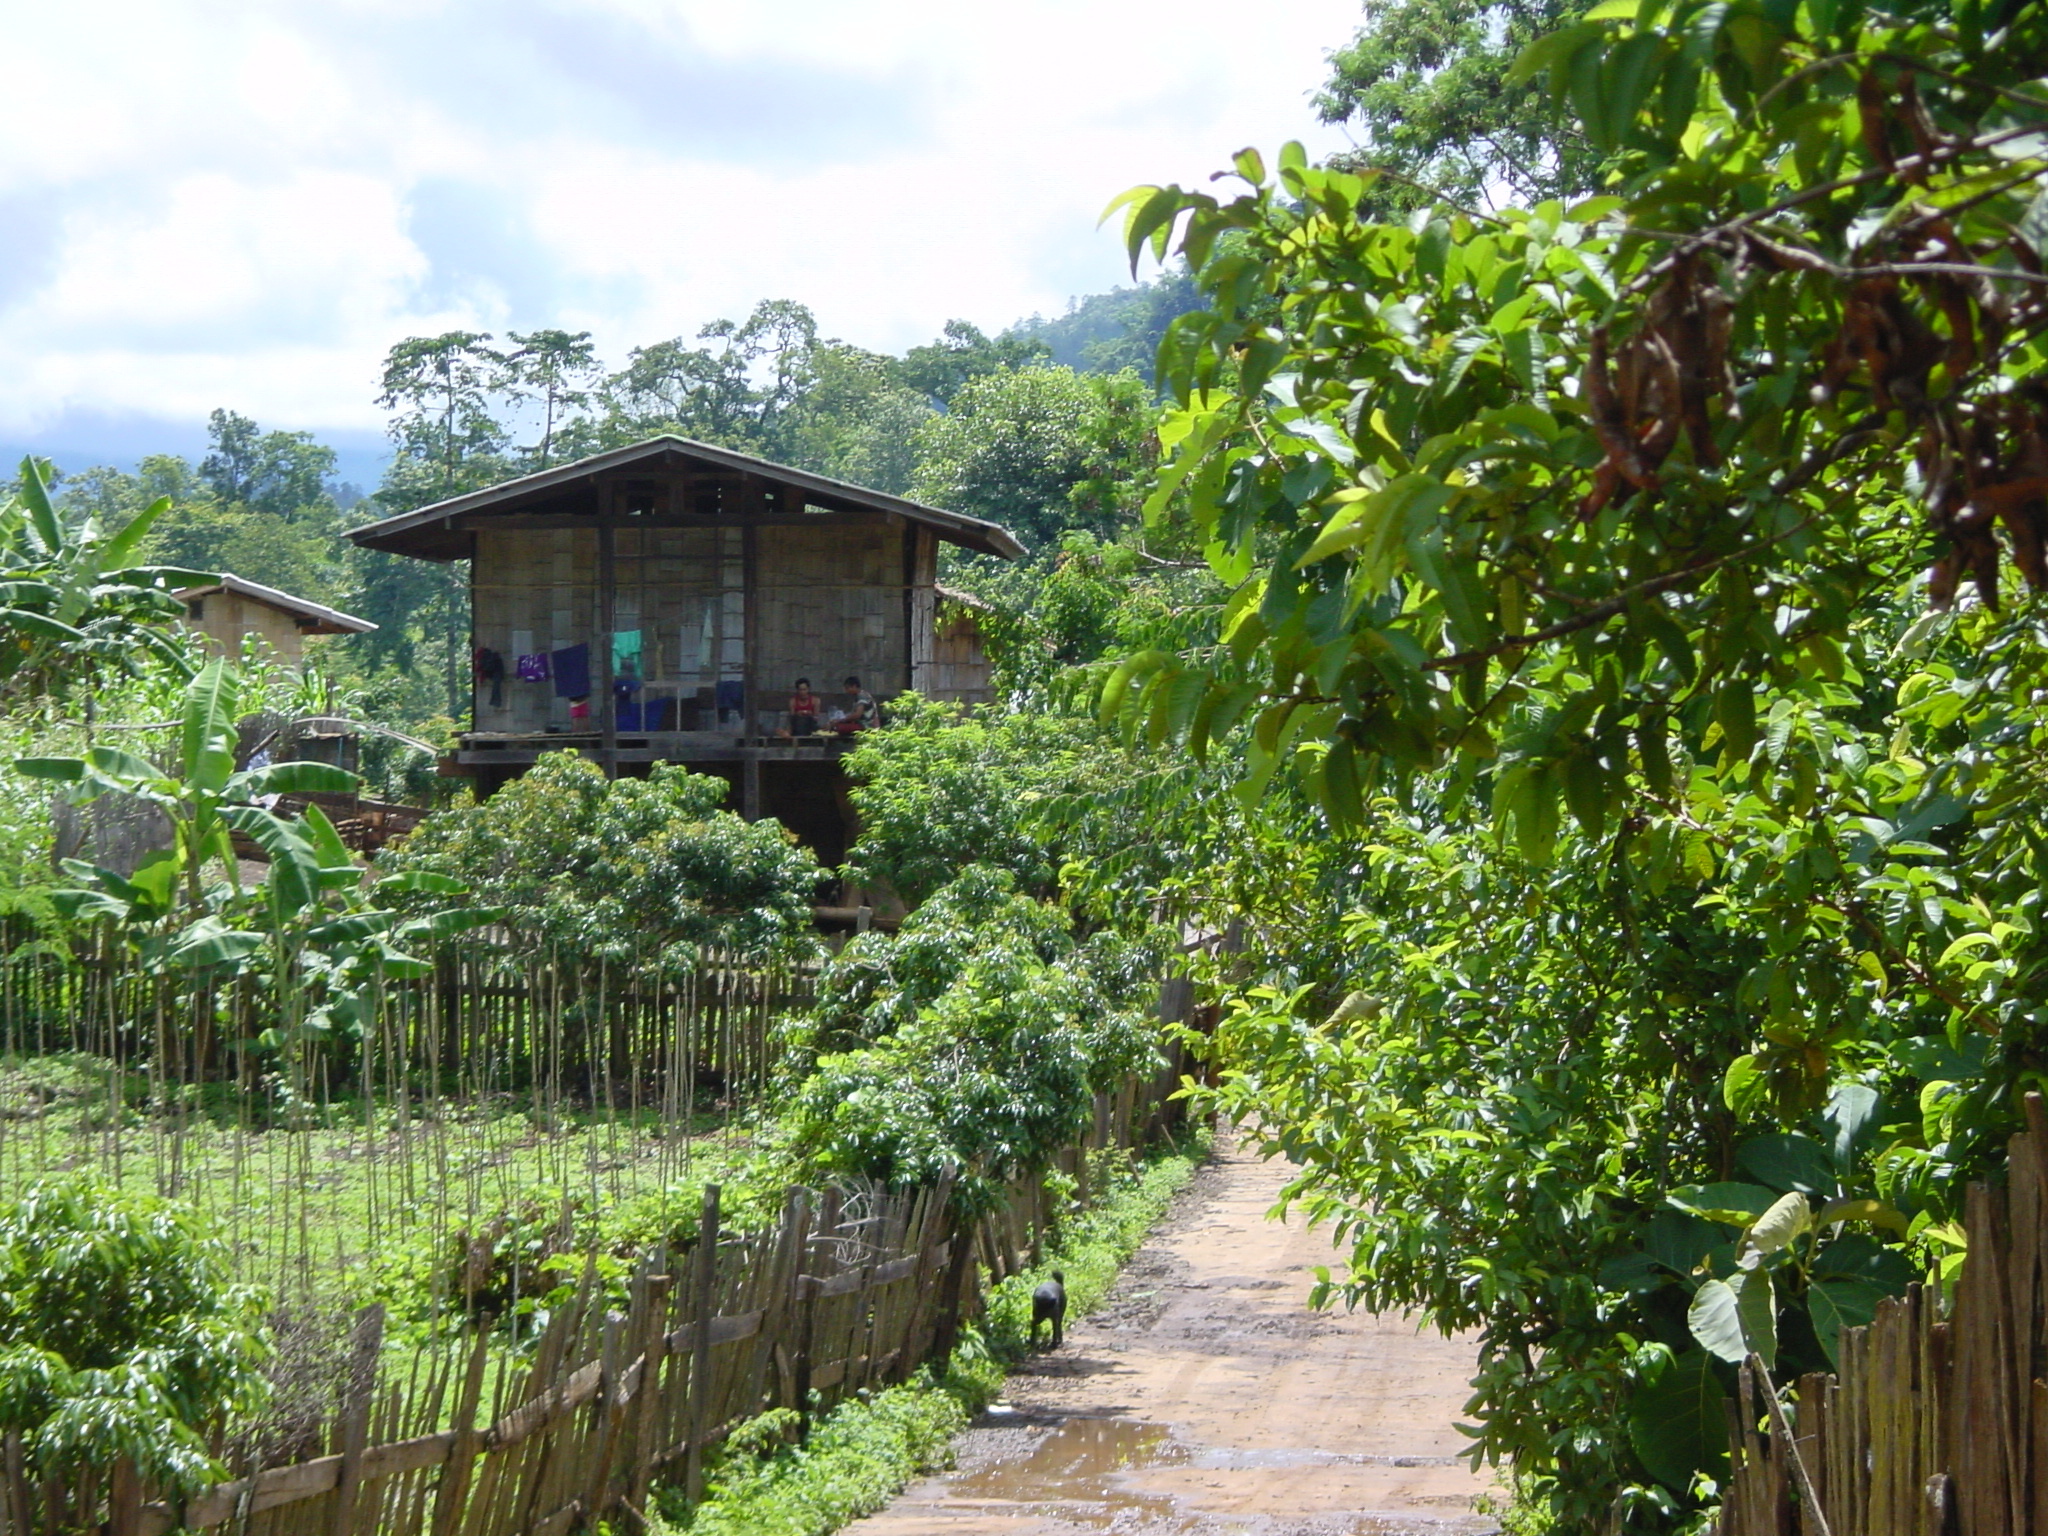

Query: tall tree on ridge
[372,332,512,714]
[504,329,600,470]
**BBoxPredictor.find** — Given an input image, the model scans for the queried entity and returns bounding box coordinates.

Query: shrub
[387,753,822,962]
[0,1177,269,1502]
[782,866,1163,1202]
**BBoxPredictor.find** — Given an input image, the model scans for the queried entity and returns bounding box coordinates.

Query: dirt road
[848,1134,1501,1535]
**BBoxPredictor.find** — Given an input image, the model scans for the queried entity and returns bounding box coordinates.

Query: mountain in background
[1005,268,1201,379]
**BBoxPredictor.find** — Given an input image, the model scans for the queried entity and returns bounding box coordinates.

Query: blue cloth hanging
[551,643,590,699]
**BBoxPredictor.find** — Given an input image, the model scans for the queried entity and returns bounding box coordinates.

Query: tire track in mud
[848,1133,1502,1535]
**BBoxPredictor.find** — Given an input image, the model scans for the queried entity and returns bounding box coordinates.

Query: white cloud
[0,0,1359,446]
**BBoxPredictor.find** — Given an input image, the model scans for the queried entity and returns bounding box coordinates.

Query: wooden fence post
[327,1304,385,1536]
[579,1310,630,1525]
[429,1330,491,1536]
[685,1183,722,1505]
[628,1272,673,1515]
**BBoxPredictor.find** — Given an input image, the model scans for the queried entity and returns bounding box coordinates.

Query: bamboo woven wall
[470,521,918,737]
[754,522,908,706]
[1717,1090,2048,1535]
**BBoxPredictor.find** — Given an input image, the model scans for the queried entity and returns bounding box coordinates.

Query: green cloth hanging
[611,629,643,675]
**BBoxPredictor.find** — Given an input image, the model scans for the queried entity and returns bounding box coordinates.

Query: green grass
[660,1130,1209,1536]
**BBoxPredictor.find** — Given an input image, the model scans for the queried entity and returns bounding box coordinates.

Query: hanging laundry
[552,642,591,699]
[611,628,643,676]
[473,647,506,708]
[516,653,550,683]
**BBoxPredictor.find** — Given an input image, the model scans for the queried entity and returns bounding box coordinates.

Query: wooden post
[685,1183,722,1504]
[429,1330,492,1536]
[741,501,759,741]
[767,1188,810,1410]
[598,508,618,778]
[579,1311,630,1524]
[930,1202,977,1365]
[107,1458,140,1536]
[327,1304,386,1536]
[628,1272,673,1515]
[742,756,762,822]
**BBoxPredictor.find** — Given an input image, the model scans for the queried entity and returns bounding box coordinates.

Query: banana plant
[18,659,498,1075]
[16,658,357,911]
[1,456,217,698]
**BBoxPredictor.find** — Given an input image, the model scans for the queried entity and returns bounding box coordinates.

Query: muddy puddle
[950,1416,1186,1527]
[947,1412,1488,1534]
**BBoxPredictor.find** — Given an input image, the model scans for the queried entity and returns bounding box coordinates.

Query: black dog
[1031,1269,1067,1349]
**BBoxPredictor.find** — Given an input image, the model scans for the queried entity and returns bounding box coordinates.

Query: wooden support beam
[598,502,618,779]
[742,510,760,739]
[448,511,886,532]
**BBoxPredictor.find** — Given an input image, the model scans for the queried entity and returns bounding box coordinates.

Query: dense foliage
[1318,0,1600,208]
[1094,0,2048,1526]
[783,867,1165,1201]
[388,753,822,962]
[1,457,213,706]
[0,1178,268,1495]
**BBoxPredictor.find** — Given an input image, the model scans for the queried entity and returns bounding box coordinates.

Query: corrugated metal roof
[345,434,1025,560]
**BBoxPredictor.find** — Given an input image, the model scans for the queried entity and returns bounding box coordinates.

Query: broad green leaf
[165,921,265,969]
[14,457,64,557]
[1668,1182,1779,1224]
[96,495,172,572]
[84,746,163,787]
[181,659,239,795]
[1821,1083,1882,1169]
[221,806,320,921]
[1688,1277,1746,1361]
[0,609,84,642]
[1629,1349,1728,1492]
[233,761,361,801]
[1808,1275,1889,1367]
[374,869,472,897]
[1810,1199,1910,1235]
[1723,1054,1768,1117]
[1689,1269,1774,1367]
[13,757,84,782]
[1736,1133,1837,1198]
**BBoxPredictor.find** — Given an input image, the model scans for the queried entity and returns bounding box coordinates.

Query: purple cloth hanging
[516,653,549,682]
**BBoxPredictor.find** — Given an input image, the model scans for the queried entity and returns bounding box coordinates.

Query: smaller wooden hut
[175,574,376,668]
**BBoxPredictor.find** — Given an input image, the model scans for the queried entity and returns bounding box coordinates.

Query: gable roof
[175,574,376,635]
[345,435,1025,561]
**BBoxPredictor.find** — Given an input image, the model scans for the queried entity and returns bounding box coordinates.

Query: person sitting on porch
[833,675,878,734]
[786,678,820,738]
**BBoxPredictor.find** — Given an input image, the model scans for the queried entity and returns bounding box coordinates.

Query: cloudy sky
[4,0,1359,482]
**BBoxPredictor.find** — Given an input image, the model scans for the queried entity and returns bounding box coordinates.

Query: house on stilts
[346,435,1019,870]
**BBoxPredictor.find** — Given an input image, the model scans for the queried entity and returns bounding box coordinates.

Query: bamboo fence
[1718,1090,2048,1535]
[60,1069,1170,1536]
[66,1175,964,1536]
[0,932,810,1107]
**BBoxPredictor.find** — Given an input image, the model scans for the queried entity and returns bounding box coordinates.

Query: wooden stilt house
[347,435,1018,865]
